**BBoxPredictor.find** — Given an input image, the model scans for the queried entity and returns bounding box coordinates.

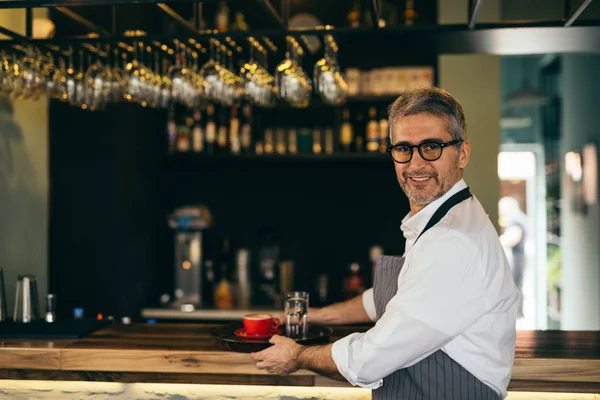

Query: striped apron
[371,188,501,400]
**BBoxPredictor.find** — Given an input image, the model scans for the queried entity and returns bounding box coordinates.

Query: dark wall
[49,101,169,319]
[49,100,409,320]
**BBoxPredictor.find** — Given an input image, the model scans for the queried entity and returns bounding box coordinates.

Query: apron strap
[415,187,472,245]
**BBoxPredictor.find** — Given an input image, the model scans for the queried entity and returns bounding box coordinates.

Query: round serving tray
[209,322,332,353]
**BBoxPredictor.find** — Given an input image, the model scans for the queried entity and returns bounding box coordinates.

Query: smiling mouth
[408,176,434,183]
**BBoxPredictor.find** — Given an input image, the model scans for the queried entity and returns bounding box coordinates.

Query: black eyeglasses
[386,139,463,163]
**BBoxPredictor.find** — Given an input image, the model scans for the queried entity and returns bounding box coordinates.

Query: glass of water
[284,291,309,338]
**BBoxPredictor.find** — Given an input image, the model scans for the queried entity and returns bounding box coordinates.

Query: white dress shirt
[332,179,520,398]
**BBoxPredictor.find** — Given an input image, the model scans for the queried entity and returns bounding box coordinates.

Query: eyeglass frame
[386,139,464,164]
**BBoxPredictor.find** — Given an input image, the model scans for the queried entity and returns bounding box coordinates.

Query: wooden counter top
[0,323,599,393]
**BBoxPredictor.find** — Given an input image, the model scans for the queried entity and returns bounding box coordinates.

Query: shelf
[167,152,391,162]
[346,95,401,103]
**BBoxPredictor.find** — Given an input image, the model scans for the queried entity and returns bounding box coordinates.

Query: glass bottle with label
[215,0,230,33]
[205,104,217,155]
[192,109,204,153]
[366,106,379,152]
[217,107,229,152]
[214,238,234,310]
[176,111,191,153]
[343,262,366,300]
[229,105,241,155]
[340,108,353,153]
[378,109,389,152]
[167,106,177,154]
[240,104,253,154]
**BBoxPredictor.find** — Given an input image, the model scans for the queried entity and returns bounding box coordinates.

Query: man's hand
[250,335,304,376]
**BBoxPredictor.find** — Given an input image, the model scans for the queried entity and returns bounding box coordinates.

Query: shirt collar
[401,179,468,243]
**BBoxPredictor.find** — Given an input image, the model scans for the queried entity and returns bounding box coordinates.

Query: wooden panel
[60,348,318,376]
[513,359,600,383]
[0,369,315,386]
[0,348,61,370]
[508,379,600,393]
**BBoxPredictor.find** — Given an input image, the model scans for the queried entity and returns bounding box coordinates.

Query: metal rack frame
[0,0,598,55]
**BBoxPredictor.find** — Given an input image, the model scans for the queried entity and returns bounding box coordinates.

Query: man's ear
[459,140,470,169]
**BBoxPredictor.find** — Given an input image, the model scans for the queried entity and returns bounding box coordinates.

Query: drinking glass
[284,291,309,338]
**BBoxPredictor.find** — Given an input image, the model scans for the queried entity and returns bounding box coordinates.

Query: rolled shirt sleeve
[361,288,377,322]
[331,231,488,388]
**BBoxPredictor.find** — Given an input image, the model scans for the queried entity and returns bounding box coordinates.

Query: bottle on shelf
[324,128,334,155]
[347,0,361,28]
[343,262,366,300]
[264,128,274,154]
[275,128,287,155]
[217,107,229,152]
[340,108,353,153]
[167,106,177,154]
[404,0,417,26]
[230,11,249,31]
[214,238,234,309]
[229,105,241,155]
[215,0,230,33]
[240,104,253,154]
[176,110,191,153]
[192,108,204,153]
[312,128,322,154]
[378,108,389,152]
[205,104,217,155]
[355,110,365,152]
[366,106,379,152]
[288,129,298,154]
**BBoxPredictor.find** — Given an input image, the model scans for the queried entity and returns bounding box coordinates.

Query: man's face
[391,113,470,213]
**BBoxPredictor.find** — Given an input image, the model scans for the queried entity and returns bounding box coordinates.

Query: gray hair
[387,87,467,143]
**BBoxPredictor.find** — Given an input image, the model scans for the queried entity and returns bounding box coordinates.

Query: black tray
[209,322,332,353]
[0,319,112,339]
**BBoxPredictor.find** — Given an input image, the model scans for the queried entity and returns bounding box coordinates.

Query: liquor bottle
[378,108,389,152]
[347,0,361,27]
[240,104,253,154]
[229,105,241,155]
[217,107,229,152]
[167,106,177,154]
[205,104,217,155]
[264,129,274,154]
[354,110,365,152]
[366,106,379,152]
[325,128,334,155]
[343,262,366,300]
[215,0,230,33]
[275,128,286,155]
[340,108,353,152]
[214,238,234,309]
[288,129,298,154]
[176,111,191,153]
[312,128,322,154]
[404,0,417,26]
[230,11,249,31]
[192,108,204,153]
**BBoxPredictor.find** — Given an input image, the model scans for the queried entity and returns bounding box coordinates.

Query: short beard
[400,173,444,205]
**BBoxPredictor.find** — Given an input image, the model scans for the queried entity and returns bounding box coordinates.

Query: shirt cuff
[331,334,383,389]
[362,288,377,322]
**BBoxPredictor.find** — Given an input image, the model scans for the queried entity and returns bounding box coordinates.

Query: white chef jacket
[331,179,520,398]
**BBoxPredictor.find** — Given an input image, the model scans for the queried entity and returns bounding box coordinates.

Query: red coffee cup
[242,313,280,335]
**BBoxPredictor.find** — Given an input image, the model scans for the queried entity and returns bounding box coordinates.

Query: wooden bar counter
[0,323,599,397]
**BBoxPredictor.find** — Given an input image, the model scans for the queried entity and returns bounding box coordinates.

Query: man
[251,88,520,399]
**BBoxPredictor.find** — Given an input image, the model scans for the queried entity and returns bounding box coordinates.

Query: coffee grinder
[168,205,213,309]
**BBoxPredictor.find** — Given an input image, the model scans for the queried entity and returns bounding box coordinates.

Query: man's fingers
[269,335,283,344]
[255,360,272,370]
[250,350,265,361]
